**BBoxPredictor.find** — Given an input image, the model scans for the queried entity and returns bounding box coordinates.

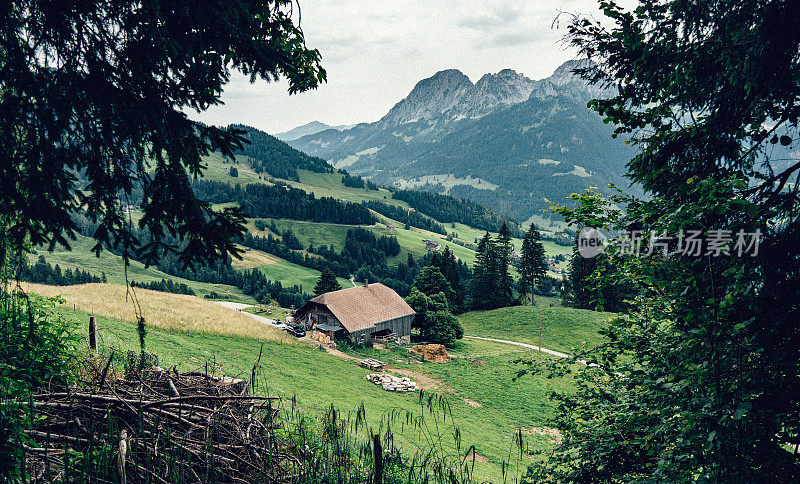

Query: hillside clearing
[230,246,282,269]
[458,304,614,354]
[254,259,352,293]
[29,235,255,303]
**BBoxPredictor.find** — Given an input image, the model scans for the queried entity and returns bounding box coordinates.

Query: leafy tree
[229,166,239,177]
[519,225,547,304]
[405,288,462,346]
[313,269,341,296]
[522,1,800,481]
[0,0,325,271]
[421,311,463,346]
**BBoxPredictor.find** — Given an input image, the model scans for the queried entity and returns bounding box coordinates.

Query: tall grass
[21,282,293,343]
[4,349,531,484]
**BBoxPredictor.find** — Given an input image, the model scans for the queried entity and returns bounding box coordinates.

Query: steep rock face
[287,60,630,222]
[527,59,610,103]
[380,69,473,126]
[452,69,537,119]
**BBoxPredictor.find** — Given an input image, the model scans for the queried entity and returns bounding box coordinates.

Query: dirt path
[321,345,483,405]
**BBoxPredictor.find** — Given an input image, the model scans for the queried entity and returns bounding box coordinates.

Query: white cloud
[188,0,606,134]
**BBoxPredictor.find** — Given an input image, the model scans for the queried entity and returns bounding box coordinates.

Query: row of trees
[192,179,376,225]
[130,278,196,296]
[468,223,549,310]
[341,171,379,190]
[392,189,523,237]
[360,200,448,235]
[19,256,106,286]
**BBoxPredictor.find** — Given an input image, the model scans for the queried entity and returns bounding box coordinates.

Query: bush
[420,311,463,346]
[0,291,77,397]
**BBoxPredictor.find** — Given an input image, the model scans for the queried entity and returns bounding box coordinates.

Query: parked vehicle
[285,326,306,338]
[270,319,289,330]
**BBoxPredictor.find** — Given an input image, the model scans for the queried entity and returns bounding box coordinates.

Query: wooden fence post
[372,433,383,484]
[89,316,98,353]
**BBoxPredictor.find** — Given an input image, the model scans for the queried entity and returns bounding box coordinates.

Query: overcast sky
[188,0,608,135]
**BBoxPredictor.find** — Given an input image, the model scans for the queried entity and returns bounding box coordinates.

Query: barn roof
[300,283,415,333]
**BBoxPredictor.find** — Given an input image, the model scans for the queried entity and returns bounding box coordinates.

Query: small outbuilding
[295,283,415,344]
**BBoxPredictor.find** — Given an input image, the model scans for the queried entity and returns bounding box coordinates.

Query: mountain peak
[380,69,474,125]
[547,59,593,86]
[528,59,609,101]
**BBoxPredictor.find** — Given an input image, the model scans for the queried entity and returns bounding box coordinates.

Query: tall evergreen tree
[561,234,597,309]
[469,233,498,310]
[313,269,341,296]
[429,246,465,313]
[495,223,514,307]
[519,225,547,304]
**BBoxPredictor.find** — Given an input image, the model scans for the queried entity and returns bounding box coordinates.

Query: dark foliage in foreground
[521,1,800,481]
[0,0,324,270]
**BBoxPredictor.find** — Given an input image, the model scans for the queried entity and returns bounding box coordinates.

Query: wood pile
[365,373,419,392]
[14,364,298,483]
[358,358,386,371]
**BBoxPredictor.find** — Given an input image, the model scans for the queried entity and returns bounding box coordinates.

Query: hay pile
[409,344,451,363]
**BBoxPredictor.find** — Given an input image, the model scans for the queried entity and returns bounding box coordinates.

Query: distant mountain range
[274,121,353,142]
[285,60,632,223]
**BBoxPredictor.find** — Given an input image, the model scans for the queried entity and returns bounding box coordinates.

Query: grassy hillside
[255,258,352,293]
[25,282,291,342]
[28,235,255,302]
[458,304,614,354]
[51,301,576,482]
[199,153,572,269]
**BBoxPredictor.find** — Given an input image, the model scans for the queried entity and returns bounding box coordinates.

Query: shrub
[0,291,77,397]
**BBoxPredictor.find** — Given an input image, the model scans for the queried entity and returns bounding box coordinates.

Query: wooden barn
[295,283,415,344]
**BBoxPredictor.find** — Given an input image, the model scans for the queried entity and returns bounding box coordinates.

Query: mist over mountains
[286,60,632,224]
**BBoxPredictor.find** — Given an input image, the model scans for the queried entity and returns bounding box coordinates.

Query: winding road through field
[464,336,594,367]
[464,336,570,359]
[210,301,283,328]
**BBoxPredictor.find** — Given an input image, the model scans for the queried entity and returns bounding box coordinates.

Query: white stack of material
[365,373,419,392]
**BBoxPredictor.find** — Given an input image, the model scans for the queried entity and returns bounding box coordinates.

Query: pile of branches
[16,362,299,483]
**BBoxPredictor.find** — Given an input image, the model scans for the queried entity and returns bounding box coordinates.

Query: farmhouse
[295,283,415,344]
[422,239,442,251]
